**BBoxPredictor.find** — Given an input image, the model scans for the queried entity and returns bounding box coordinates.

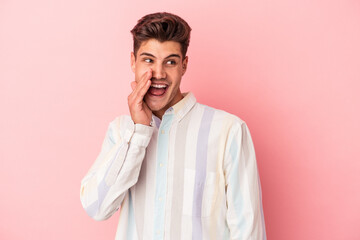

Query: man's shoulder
[193,102,246,126]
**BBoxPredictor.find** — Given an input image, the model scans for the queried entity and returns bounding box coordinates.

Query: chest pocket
[182,169,218,218]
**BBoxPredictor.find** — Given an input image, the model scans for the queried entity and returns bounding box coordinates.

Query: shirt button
[159,197,162,201]
[161,130,165,134]
[159,163,163,167]
[157,230,161,235]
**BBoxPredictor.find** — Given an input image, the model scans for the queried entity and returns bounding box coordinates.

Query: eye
[166,60,176,65]
[144,58,153,63]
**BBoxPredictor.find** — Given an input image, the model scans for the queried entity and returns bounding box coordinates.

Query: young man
[80,12,266,240]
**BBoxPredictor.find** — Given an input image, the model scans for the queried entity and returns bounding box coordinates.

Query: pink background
[1,0,359,239]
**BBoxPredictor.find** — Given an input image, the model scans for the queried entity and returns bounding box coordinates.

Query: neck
[153,91,184,120]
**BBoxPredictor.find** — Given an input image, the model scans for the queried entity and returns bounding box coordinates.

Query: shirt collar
[151,92,196,127]
[171,92,197,120]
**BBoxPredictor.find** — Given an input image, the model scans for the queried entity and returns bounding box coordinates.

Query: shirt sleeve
[80,115,154,221]
[223,119,266,240]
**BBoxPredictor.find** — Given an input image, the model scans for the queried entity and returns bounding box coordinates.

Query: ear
[131,52,136,73]
[181,56,188,76]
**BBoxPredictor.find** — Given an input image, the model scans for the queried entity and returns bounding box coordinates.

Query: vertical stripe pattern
[153,113,174,240]
[192,107,215,240]
[170,112,190,239]
[80,92,267,240]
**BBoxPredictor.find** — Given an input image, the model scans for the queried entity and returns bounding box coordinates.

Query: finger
[129,80,150,104]
[129,69,152,104]
[132,69,152,96]
[136,79,151,99]
[132,79,151,104]
[131,81,137,91]
[137,69,152,89]
[143,68,152,81]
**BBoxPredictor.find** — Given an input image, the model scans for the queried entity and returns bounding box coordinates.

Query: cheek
[168,68,183,81]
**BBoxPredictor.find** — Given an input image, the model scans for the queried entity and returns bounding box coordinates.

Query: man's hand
[128,69,152,126]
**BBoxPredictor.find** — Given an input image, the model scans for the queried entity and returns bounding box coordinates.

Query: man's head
[130,12,191,60]
[130,12,192,118]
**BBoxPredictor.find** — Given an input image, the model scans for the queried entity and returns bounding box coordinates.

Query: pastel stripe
[192,107,215,240]
[134,148,147,239]
[170,112,191,239]
[127,190,135,239]
[153,113,174,240]
[80,92,267,240]
[85,145,124,217]
[229,135,246,236]
[208,112,231,240]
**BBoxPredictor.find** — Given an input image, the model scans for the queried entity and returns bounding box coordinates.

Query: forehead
[137,39,182,59]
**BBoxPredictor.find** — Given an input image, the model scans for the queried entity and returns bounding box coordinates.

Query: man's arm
[224,119,266,239]
[80,65,154,221]
[80,116,153,221]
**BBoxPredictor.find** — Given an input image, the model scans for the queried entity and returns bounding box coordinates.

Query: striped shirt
[80,92,266,240]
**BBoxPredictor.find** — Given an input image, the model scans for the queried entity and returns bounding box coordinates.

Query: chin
[145,100,165,112]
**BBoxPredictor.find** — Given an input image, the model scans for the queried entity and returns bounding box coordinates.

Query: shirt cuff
[129,123,154,147]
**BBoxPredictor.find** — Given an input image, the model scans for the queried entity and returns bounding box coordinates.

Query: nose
[151,63,166,80]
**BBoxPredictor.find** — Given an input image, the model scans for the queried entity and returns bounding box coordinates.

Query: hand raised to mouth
[128,69,153,126]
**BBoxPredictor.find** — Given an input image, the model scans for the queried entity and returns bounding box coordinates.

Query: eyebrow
[139,52,181,59]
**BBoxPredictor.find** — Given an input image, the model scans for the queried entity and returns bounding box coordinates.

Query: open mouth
[148,83,168,96]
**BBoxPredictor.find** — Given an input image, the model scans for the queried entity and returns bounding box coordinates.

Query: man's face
[131,39,188,118]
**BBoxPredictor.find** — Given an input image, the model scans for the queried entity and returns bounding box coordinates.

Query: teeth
[151,84,167,88]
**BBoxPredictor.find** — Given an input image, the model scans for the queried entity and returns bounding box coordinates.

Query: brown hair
[130,12,192,60]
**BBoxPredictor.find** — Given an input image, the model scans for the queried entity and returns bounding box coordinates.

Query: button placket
[152,113,174,240]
